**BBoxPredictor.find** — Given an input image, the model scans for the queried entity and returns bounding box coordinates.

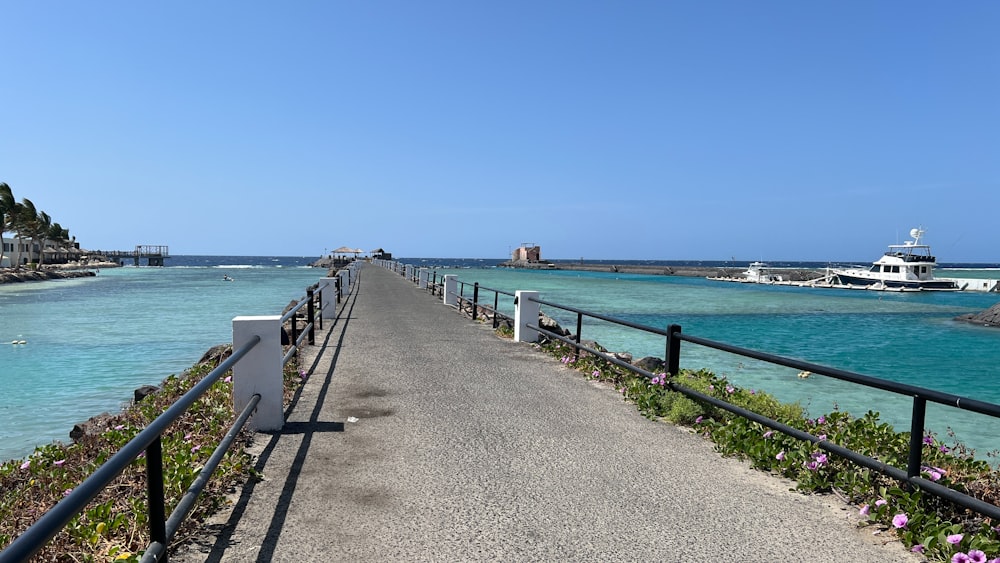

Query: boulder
[633,356,666,374]
[956,302,1000,328]
[134,385,159,404]
[539,312,570,336]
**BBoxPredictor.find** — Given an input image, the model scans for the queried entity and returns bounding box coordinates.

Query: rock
[956,302,1000,327]
[69,412,113,442]
[634,356,666,373]
[612,351,633,363]
[539,312,570,336]
[198,344,232,365]
[134,385,159,404]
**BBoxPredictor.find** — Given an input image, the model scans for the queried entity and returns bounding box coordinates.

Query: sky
[1,2,998,262]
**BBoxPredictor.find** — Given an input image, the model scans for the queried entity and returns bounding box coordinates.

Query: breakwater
[501,260,822,281]
[0,270,98,284]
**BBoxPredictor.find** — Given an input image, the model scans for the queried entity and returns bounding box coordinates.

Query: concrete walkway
[176,263,920,562]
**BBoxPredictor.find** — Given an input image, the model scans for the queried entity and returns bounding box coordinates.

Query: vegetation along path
[175,263,919,562]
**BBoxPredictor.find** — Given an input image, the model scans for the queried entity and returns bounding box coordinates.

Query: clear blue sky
[2,2,997,262]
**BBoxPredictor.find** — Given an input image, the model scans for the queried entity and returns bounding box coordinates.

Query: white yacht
[831,228,959,291]
[742,261,784,283]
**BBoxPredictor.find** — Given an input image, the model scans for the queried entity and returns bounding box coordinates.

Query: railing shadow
[195,273,361,563]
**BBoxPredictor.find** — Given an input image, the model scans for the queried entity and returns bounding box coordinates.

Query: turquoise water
[436,267,1000,455]
[0,258,325,462]
[3,259,1000,463]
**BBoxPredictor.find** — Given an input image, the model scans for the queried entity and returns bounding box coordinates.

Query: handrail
[520,293,1000,522]
[1,273,335,562]
[0,336,259,563]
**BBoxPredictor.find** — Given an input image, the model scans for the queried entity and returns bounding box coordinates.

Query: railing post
[666,324,682,376]
[514,290,540,342]
[573,312,583,362]
[443,275,458,307]
[472,283,479,321]
[493,292,500,329]
[339,269,350,296]
[418,269,428,289]
[336,276,342,303]
[907,396,927,484]
[307,288,315,345]
[146,436,168,561]
[233,316,284,431]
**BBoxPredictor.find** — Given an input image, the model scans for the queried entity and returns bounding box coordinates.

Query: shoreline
[0,262,119,284]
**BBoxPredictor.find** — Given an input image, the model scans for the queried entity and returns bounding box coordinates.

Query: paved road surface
[175,263,919,562]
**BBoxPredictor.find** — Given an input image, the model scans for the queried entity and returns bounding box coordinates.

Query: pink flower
[53,459,65,467]
[891,513,908,528]
[191,445,202,453]
[911,544,924,553]
[694,416,703,424]
[62,488,73,497]
[953,554,971,563]
[875,499,887,507]
[967,551,987,563]
[947,534,964,545]
[818,434,827,441]
[923,435,934,445]
[859,505,870,516]
[20,460,31,470]
[763,431,773,439]
[224,375,232,383]
[114,424,124,431]
[776,450,785,461]
[725,385,735,394]
[817,415,826,424]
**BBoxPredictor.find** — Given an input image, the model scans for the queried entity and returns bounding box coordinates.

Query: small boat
[830,228,959,291]
[741,261,784,283]
[708,261,784,284]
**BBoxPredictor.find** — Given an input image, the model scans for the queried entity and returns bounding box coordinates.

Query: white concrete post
[321,277,337,320]
[443,275,458,307]
[515,291,541,343]
[405,265,413,281]
[418,269,428,289]
[233,316,284,431]
[339,269,350,294]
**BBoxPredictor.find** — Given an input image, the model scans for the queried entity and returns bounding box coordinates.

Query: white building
[1,235,81,268]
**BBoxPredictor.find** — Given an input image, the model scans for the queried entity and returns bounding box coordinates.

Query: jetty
[173,263,916,562]
[91,245,170,266]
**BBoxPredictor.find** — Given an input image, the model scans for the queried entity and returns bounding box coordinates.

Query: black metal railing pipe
[0,336,260,563]
[529,296,671,337]
[674,331,1000,418]
[283,324,313,365]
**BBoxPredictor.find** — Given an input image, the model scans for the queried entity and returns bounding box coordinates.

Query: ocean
[408,258,1000,458]
[1,256,999,463]
[0,256,324,462]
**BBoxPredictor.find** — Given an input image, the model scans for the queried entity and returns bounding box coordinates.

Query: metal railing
[453,280,515,328]
[282,280,334,364]
[0,276,338,562]
[523,294,1000,522]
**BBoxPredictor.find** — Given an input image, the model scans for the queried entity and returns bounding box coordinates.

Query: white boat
[830,228,959,291]
[708,261,785,284]
[741,261,784,283]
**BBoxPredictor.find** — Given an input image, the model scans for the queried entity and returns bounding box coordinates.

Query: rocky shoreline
[0,262,118,284]
[955,302,1000,328]
[500,261,822,281]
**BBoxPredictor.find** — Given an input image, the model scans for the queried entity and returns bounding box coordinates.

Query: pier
[94,245,169,266]
[172,263,916,562]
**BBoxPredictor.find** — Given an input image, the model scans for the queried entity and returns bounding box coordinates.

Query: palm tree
[33,210,53,269]
[12,198,38,270]
[0,182,13,268]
